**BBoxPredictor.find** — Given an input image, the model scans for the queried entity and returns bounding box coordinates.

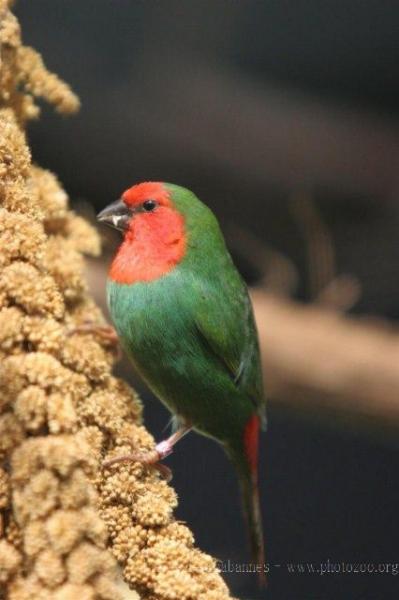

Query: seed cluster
[0,2,232,598]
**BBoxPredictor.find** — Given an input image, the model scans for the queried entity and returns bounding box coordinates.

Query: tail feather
[230,414,266,587]
[237,455,266,588]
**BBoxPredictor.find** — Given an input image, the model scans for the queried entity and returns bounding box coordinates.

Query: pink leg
[154,426,192,459]
[102,424,192,481]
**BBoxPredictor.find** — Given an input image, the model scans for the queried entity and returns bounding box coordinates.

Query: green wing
[192,255,266,426]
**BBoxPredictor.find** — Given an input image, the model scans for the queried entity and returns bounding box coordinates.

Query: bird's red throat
[109,198,187,285]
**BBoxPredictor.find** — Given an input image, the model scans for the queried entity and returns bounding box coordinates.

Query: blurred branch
[226,222,298,296]
[290,189,361,310]
[119,55,399,197]
[290,189,336,298]
[316,274,362,312]
[252,290,399,425]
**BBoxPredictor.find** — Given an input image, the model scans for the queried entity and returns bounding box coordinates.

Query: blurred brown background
[17,1,399,598]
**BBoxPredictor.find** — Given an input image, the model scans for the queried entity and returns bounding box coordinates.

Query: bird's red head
[98,181,186,284]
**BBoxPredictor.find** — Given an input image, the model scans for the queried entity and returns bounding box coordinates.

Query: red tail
[239,414,266,587]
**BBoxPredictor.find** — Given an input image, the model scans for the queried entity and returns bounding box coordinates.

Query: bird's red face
[98,182,172,232]
[98,182,187,284]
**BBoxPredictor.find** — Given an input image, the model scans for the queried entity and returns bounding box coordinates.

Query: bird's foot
[67,320,121,358]
[102,425,192,482]
[102,446,173,481]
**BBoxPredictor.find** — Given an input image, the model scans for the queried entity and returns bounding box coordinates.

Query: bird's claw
[152,462,173,482]
[67,320,121,359]
[102,449,173,482]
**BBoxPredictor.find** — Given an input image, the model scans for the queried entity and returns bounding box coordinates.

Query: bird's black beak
[97,199,130,232]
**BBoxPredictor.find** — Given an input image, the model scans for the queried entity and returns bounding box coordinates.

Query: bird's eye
[143,199,157,212]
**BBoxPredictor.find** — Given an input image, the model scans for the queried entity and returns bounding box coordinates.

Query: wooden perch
[252,290,399,425]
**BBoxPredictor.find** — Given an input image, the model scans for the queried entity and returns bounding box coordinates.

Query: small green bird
[98,181,266,581]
